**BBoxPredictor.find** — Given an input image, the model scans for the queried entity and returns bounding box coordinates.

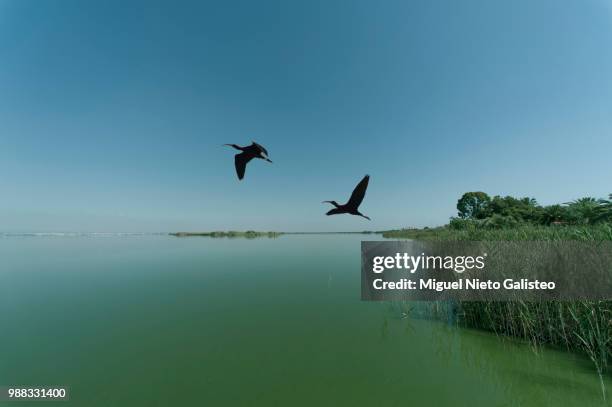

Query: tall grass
[383,223,612,241]
[383,224,612,395]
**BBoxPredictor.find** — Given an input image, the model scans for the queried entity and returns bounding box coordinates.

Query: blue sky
[1,0,611,232]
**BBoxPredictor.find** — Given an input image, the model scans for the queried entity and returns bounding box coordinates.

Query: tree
[488,195,541,223]
[595,194,612,223]
[457,192,491,219]
[540,204,570,225]
[566,197,600,224]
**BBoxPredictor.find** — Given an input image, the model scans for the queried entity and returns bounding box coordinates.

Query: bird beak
[265,158,273,163]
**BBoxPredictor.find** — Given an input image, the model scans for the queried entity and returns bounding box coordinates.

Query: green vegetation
[384,192,612,389]
[383,223,612,241]
[453,191,612,227]
[170,231,282,238]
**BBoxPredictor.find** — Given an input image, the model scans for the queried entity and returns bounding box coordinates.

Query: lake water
[0,234,610,406]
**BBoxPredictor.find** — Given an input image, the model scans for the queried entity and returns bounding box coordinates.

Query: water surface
[0,234,609,406]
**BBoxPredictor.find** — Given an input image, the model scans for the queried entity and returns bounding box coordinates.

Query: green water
[0,234,610,406]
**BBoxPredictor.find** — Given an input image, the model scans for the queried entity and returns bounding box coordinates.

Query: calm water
[0,234,610,406]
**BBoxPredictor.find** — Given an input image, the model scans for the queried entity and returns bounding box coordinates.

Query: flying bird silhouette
[323,175,371,220]
[224,141,272,180]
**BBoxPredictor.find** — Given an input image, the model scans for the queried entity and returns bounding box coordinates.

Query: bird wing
[347,175,369,208]
[326,208,343,216]
[252,141,268,156]
[234,153,254,180]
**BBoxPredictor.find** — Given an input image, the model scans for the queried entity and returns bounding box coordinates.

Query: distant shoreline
[169,230,380,238]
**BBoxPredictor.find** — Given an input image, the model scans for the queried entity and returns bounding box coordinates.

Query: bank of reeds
[383,224,612,390]
[382,223,612,241]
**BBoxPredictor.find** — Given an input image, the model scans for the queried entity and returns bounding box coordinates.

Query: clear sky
[1,0,611,232]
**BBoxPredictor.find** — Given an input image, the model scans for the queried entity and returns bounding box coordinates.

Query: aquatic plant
[383,224,612,392]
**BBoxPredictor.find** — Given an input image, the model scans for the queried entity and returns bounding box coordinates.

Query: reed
[383,224,612,388]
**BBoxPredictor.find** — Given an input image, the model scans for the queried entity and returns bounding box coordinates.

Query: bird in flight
[224,141,272,180]
[323,175,371,220]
